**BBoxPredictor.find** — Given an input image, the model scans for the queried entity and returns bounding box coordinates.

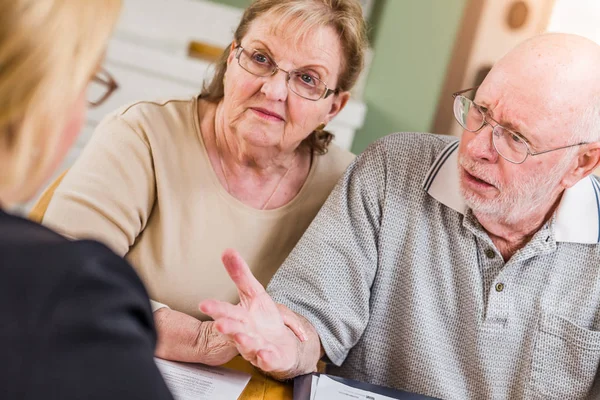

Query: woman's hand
[199,249,307,374]
[154,308,238,365]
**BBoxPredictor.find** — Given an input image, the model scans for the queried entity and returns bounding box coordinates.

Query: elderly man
[200,33,600,399]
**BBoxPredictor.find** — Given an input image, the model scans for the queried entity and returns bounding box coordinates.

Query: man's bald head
[479,33,600,143]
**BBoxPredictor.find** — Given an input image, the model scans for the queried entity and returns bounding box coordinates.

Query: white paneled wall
[15,0,367,213]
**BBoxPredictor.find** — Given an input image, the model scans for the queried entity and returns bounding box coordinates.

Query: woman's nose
[260,70,289,102]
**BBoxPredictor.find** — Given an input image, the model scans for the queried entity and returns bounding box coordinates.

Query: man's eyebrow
[475,100,532,143]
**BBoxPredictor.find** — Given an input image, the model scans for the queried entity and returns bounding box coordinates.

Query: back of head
[0,0,121,204]
[201,0,368,153]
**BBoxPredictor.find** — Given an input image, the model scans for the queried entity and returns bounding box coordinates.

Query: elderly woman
[0,1,173,399]
[42,0,368,365]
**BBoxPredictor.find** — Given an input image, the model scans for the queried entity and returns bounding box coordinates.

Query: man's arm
[263,309,325,381]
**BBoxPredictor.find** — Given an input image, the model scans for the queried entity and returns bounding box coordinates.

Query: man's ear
[561,143,600,188]
[324,91,351,124]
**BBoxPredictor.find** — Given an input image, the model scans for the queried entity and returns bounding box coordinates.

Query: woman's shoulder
[96,96,198,138]
[88,96,201,156]
[313,143,356,181]
[114,96,196,122]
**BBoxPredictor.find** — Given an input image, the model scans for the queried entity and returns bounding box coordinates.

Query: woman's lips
[250,107,285,122]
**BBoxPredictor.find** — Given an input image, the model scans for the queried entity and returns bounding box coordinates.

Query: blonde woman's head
[0,0,121,205]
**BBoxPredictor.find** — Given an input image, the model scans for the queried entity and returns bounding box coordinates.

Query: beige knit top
[43,97,355,319]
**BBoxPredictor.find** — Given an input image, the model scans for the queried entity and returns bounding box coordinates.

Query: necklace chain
[218,150,297,210]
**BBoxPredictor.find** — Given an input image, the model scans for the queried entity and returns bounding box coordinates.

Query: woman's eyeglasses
[234,45,337,101]
[87,68,119,107]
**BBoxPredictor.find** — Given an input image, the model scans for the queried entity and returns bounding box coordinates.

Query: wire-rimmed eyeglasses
[452,86,588,164]
[234,45,337,101]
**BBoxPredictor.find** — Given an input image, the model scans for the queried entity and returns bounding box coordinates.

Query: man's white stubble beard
[458,154,571,225]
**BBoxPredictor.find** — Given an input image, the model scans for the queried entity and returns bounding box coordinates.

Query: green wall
[206,0,250,8]
[352,0,467,153]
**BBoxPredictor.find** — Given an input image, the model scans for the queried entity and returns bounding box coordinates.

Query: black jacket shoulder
[0,210,173,400]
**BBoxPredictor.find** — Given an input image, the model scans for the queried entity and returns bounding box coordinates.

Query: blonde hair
[201,0,368,154]
[0,0,121,203]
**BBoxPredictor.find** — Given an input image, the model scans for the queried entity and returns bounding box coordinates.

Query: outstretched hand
[199,249,305,373]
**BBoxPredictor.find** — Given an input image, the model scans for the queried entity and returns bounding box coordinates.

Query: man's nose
[464,124,499,163]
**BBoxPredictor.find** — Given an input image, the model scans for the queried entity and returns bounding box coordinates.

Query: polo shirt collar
[422,140,600,244]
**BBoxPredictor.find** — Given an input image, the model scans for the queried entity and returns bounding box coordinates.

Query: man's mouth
[463,168,496,189]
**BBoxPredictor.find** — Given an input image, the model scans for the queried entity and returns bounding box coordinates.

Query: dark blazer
[0,209,173,400]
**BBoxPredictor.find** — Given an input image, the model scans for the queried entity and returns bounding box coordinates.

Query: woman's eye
[300,73,317,86]
[252,53,269,64]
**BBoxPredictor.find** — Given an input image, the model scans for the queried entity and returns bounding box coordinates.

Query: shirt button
[485,249,496,259]
[495,283,505,292]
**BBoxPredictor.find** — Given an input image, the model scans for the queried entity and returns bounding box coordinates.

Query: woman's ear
[226,42,237,66]
[324,91,351,123]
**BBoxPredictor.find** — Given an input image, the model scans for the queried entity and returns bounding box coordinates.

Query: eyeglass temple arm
[452,86,480,98]
[529,141,589,156]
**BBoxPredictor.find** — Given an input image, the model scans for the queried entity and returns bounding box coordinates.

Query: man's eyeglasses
[234,45,337,101]
[452,87,588,164]
[87,68,118,108]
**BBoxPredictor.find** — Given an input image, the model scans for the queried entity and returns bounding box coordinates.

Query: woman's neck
[211,100,298,173]
[198,98,311,209]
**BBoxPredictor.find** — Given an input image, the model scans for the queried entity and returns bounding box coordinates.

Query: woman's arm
[153,308,238,365]
[42,114,156,256]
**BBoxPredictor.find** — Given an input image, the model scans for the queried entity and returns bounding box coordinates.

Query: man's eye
[511,133,522,143]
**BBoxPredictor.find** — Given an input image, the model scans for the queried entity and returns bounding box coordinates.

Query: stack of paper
[155,358,251,400]
[294,373,440,400]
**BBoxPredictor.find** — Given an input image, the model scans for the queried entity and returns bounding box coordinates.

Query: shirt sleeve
[42,114,156,257]
[267,140,387,366]
[151,299,170,312]
[30,242,174,400]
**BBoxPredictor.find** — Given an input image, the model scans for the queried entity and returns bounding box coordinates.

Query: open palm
[199,249,301,373]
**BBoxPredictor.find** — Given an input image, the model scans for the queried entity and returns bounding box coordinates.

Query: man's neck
[474,193,563,261]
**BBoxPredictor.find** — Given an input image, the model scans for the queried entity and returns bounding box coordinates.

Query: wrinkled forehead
[242,13,344,77]
[475,67,584,141]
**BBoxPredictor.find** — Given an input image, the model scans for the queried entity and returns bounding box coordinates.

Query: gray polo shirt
[267,133,600,400]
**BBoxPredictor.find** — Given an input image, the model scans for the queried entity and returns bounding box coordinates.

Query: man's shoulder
[370,132,457,158]
[356,132,458,184]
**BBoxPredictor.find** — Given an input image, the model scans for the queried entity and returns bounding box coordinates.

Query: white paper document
[310,375,320,400]
[313,375,396,400]
[155,358,251,400]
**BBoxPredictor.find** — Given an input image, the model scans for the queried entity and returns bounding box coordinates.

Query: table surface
[223,356,293,400]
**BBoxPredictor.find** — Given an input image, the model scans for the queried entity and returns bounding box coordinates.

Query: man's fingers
[221,248,266,300]
[277,304,307,342]
[199,299,246,322]
[214,318,247,337]
[233,332,262,362]
[256,347,293,373]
